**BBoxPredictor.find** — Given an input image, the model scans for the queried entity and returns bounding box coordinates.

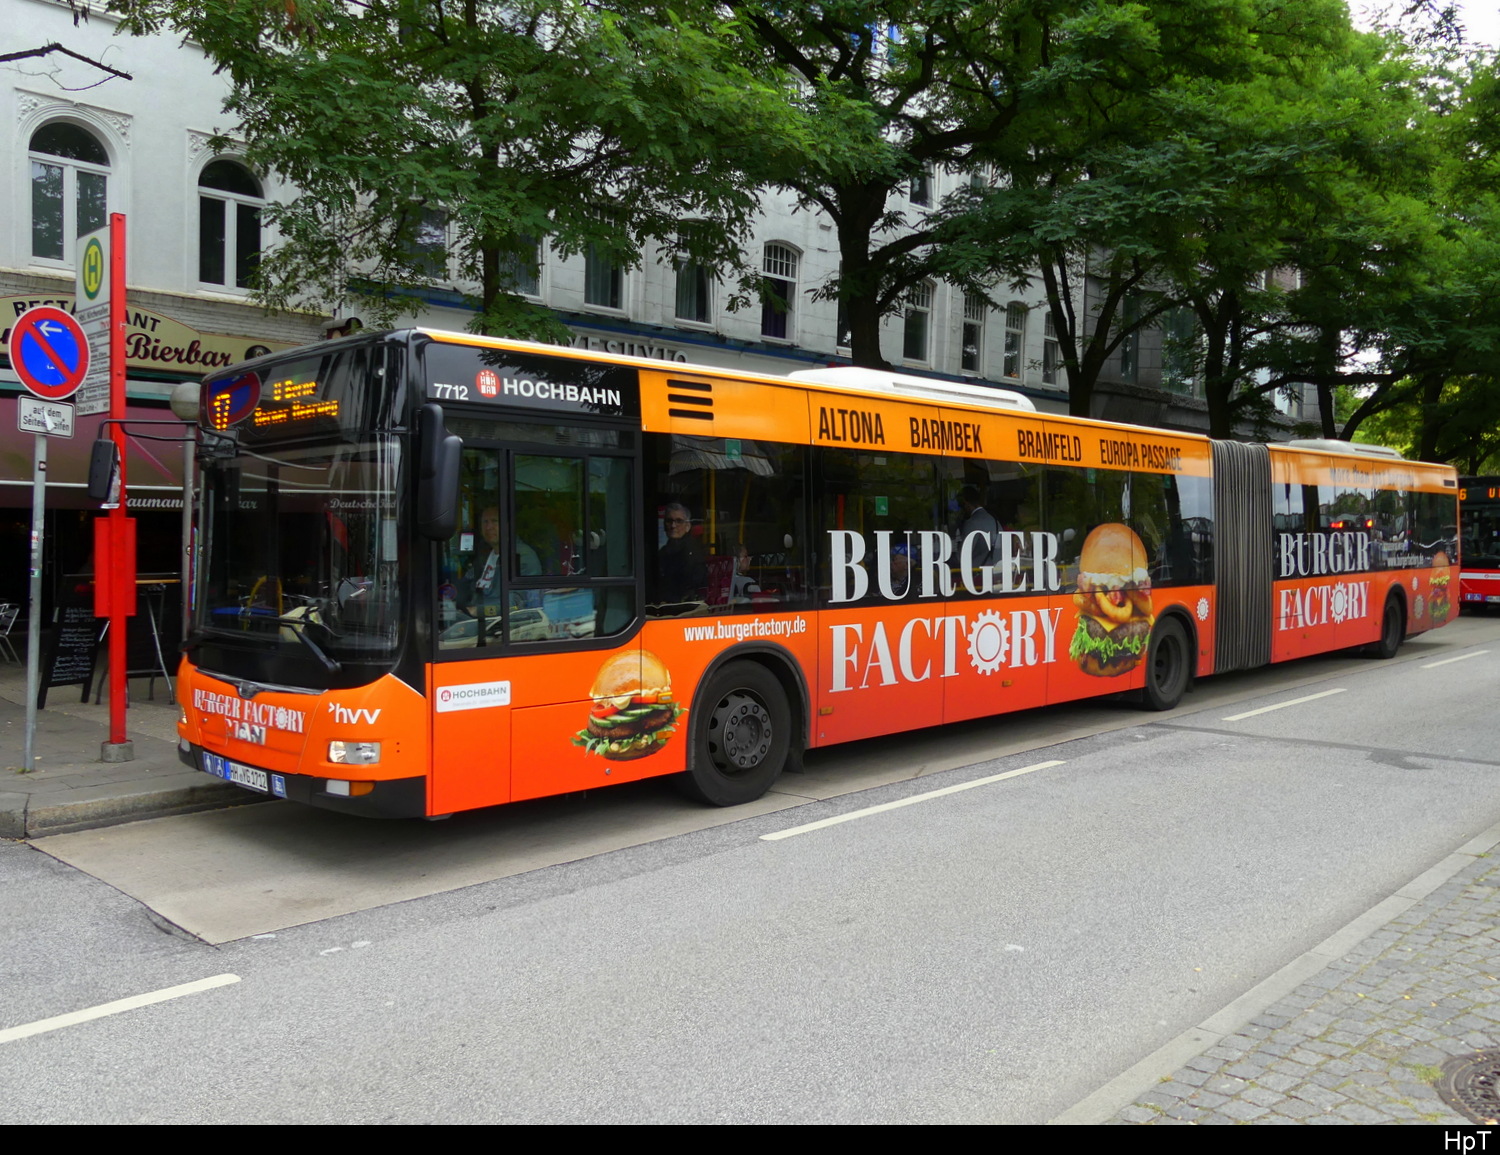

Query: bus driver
[461,505,541,615]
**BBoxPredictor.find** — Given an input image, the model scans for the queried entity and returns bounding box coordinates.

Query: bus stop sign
[8,306,90,401]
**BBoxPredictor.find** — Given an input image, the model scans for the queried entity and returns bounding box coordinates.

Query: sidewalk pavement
[1062,822,1500,1126]
[0,663,258,839]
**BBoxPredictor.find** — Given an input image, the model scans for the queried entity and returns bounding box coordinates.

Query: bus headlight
[328,740,381,765]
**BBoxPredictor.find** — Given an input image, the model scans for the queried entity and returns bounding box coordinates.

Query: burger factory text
[828,529,1062,603]
[829,609,1065,692]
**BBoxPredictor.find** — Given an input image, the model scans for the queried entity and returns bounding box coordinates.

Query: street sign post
[9,306,91,772]
[101,214,132,761]
[75,225,112,417]
[7,306,89,401]
[18,397,75,439]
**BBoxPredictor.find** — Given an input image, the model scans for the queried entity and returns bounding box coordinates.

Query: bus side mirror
[416,403,461,540]
[87,438,121,504]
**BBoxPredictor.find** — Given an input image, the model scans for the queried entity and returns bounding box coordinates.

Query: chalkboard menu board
[38,577,102,709]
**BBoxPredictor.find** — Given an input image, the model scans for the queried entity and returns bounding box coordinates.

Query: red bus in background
[1460,477,1500,610]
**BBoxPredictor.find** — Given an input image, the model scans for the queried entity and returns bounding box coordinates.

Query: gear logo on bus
[205,371,261,431]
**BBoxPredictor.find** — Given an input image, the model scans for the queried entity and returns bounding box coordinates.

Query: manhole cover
[1437,1052,1500,1124]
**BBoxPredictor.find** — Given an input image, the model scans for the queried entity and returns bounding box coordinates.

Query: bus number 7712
[173,330,1458,819]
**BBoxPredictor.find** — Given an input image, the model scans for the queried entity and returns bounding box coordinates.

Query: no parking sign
[8,306,90,401]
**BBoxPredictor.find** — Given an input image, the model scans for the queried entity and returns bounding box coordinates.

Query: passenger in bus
[730,542,762,602]
[460,505,541,615]
[657,502,708,602]
[955,485,1003,566]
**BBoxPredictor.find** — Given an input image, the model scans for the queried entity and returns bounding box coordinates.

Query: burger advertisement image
[573,650,684,761]
[1068,523,1156,677]
[1429,551,1452,623]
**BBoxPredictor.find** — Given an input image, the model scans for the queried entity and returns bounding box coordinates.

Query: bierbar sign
[2,295,298,378]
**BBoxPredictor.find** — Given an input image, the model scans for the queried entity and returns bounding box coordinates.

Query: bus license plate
[202,753,269,794]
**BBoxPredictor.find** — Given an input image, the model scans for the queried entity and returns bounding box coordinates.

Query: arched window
[903,280,934,363]
[674,224,711,324]
[199,159,264,289]
[1003,303,1027,379]
[30,122,109,263]
[961,293,986,374]
[761,242,799,340]
[1043,314,1061,385]
[584,207,624,310]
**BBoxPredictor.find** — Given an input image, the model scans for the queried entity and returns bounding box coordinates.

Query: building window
[903,280,934,363]
[909,164,933,208]
[500,235,541,297]
[1003,303,1026,379]
[585,210,624,309]
[30,122,109,264]
[1042,314,1061,385]
[198,160,264,288]
[1161,306,1199,395]
[1117,293,1141,384]
[674,228,711,324]
[961,293,986,374]
[761,242,798,340]
[394,205,446,281]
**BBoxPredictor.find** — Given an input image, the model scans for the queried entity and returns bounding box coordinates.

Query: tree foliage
[113,0,798,337]
[109,0,1500,464]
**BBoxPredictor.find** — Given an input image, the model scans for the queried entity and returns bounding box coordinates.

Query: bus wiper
[274,614,342,673]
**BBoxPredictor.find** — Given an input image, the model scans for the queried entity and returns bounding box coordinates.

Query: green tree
[922,0,1365,421]
[114,0,795,337]
[724,0,1183,370]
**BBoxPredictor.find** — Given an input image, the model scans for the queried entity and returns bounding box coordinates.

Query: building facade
[0,1,321,619]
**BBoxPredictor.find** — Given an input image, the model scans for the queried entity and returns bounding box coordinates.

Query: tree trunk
[835,183,890,369]
[1316,325,1339,438]
[1415,371,1445,462]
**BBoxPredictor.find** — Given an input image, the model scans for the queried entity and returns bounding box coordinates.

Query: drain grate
[1437,1052,1500,1124]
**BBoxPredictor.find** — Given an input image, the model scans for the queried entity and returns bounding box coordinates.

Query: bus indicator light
[205,371,260,430]
[325,780,375,797]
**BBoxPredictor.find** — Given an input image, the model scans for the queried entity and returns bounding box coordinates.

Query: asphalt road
[2,613,1497,1123]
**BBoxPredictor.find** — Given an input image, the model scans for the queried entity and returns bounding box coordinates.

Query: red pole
[107,212,130,750]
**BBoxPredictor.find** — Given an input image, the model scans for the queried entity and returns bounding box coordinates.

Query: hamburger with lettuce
[1429,551,1452,624]
[1068,523,1156,677]
[573,650,683,760]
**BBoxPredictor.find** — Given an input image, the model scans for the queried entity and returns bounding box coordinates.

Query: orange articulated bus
[175,330,1459,818]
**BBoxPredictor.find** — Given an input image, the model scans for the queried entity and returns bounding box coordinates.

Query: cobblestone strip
[1107,856,1500,1124]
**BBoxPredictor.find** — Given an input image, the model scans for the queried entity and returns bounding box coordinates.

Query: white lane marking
[0,974,240,1046]
[1222,688,1346,722]
[1422,650,1490,669]
[760,760,1065,842]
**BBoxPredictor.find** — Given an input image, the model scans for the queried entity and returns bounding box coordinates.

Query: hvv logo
[327,703,382,725]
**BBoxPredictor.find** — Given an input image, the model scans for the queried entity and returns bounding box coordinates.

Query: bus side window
[645,434,809,615]
[816,447,939,606]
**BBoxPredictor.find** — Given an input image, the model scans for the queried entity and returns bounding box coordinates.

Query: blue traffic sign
[8,306,90,401]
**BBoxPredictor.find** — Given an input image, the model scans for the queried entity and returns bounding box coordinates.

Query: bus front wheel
[1141,617,1190,711]
[1366,596,1405,659]
[677,661,790,806]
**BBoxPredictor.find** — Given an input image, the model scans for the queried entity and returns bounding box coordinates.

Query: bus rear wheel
[1141,617,1189,711]
[1366,596,1405,659]
[676,662,790,806]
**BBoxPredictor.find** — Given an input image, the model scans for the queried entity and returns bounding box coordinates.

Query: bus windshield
[194,435,406,679]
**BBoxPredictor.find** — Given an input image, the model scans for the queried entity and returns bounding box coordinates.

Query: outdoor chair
[0,603,19,663]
